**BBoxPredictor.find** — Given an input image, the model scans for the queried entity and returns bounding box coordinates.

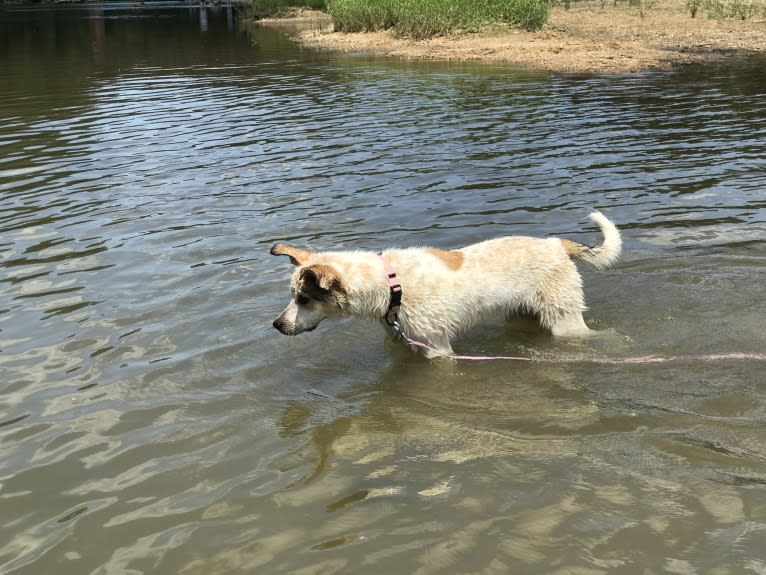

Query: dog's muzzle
[272,318,293,335]
[272,318,317,335]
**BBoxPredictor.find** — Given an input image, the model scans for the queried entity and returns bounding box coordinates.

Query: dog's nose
[272,319,281,331]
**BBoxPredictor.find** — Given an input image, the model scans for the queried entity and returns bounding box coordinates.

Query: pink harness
[377,254,765,364]
[377,252,402,326]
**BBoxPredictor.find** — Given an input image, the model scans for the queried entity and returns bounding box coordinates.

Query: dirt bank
[262,2,766,73]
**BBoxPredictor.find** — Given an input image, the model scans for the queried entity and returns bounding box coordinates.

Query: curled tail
[562,211,622,270]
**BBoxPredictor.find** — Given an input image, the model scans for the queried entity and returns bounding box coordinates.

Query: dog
[271,211,621,358]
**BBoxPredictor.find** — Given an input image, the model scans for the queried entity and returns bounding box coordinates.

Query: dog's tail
[563,211,622,270]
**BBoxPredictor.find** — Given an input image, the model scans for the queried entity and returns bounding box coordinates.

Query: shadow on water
[223,329,766,572]
[0,4,315,119]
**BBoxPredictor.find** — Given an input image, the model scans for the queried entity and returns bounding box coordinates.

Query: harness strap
[377,253,402,326]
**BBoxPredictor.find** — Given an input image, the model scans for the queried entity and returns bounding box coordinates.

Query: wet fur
[271,211,621,358]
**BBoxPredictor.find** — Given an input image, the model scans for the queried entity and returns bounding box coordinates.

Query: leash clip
[388,317,407,342]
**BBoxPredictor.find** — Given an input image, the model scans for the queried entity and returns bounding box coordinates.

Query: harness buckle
[389,318,407,341]
[378,252,403,330]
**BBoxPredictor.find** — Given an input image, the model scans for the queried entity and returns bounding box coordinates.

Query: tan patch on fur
[426,248,464,271]
[271,243,312,266]
[560,239,584,258]
[299,264,340,291]
[298,264,348,306]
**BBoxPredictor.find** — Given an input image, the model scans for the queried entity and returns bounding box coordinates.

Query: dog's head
[270,244,349,336]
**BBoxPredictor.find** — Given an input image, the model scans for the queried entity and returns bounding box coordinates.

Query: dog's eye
[296,294,311,305]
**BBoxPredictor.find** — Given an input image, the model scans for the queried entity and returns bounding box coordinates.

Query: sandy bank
[260,2,766,73]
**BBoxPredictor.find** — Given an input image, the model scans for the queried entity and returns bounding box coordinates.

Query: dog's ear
[270,243,312,266]
[299,264,348,306]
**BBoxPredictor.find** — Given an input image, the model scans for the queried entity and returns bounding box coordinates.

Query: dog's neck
[377,252,402,325]
[313,251,397,321]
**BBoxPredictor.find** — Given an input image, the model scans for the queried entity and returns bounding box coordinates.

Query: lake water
[1,5,765,574]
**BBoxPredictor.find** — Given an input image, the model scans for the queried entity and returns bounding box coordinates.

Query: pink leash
[402,334,766,364]
[376,253,764,365]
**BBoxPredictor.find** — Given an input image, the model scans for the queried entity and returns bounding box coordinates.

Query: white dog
[271,211,621,358]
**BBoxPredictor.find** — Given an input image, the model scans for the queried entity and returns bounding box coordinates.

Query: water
[1,5,765,574]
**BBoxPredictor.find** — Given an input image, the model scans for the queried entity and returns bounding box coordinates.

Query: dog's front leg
[417,332,454,359]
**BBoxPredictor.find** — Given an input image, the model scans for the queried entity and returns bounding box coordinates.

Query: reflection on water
[1,5,765,575]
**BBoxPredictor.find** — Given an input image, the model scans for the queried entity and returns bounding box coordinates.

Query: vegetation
[328,0,549,36]
[247,0,765,37]
[247,0,327,20]
[248,0,548,36]
[686,0,766,18]
[557,0,654,16]
[550,0,766,19]
[551,0,652,9]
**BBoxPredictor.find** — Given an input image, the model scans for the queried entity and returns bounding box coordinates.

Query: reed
[328,0,549,37]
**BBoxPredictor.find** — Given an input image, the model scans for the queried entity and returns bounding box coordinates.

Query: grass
[551,0,766,19]
[686,0,766,18]
[248,0,764,39]
[329,0,550,37]
[247,0,549,37]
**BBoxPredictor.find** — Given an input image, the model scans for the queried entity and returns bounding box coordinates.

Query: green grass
[247,0,549,37]
[328,0,549,37]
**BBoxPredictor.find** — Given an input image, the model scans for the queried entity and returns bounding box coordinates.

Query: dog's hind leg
[536,274,592,337]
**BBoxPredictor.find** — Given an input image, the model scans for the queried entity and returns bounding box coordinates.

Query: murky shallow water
[1,5,765,574]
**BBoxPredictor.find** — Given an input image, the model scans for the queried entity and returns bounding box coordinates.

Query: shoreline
[259,2,766,73]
